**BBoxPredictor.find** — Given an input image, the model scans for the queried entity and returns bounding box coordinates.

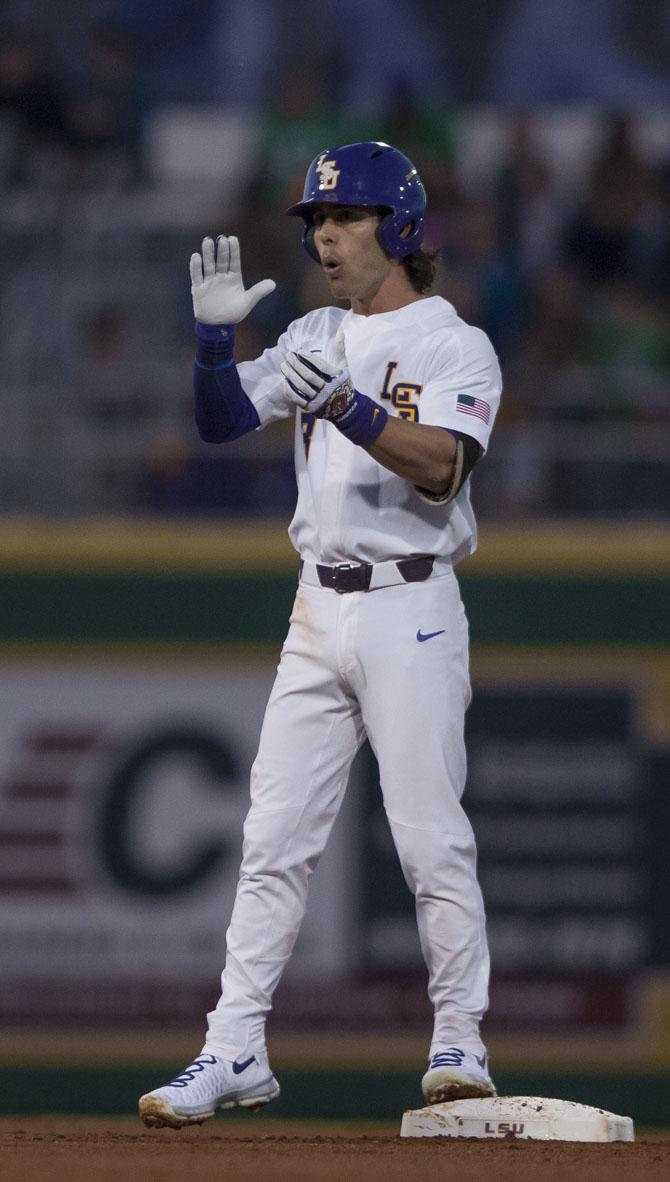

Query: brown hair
[402,248,439,294]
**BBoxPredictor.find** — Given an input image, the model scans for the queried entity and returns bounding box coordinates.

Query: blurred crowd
[0,0,668,518]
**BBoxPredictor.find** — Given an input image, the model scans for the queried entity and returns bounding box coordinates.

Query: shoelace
[429,1047,466,1068]
[168,1054,217,1087]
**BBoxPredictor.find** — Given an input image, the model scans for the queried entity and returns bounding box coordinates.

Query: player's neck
[349,267,425,316]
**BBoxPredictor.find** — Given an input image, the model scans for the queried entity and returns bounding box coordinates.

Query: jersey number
[380,362,422,422]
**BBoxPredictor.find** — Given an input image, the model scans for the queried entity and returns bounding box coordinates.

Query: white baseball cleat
[421,1046,496,1105]
[138,1052,280,1128]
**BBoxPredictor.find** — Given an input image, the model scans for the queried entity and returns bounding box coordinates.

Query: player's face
[311,205,394,302]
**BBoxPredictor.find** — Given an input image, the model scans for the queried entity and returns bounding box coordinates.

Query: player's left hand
[280,351,353,418]
[190,235,276,325]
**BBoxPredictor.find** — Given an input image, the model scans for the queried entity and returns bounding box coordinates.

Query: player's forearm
[194,323,260,442]
[366,417,457,493]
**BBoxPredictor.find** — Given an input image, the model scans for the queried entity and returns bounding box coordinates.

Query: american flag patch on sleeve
[456,393,491,424]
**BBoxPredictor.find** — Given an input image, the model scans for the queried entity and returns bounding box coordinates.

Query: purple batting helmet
[287,141,427,261]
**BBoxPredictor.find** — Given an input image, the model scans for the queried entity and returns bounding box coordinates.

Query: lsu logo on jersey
[316,154,340,190]
[380,362,423,422]
[301,363,422,463]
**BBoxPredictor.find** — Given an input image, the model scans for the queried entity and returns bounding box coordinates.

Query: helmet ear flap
[303,222,320,262]
[375,211,395,258]
[377,210,422,259]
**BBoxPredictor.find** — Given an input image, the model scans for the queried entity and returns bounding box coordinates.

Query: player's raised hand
[189,235,276,325]
[281,351,353,418]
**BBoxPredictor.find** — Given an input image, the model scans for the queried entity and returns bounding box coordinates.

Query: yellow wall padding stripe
[0,518,668,574]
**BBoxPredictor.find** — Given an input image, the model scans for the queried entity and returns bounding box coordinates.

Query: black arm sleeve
[459,432,483,482]
[415,429,482,505]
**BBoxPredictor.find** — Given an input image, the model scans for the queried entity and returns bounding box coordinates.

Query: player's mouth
[321,256,343,279]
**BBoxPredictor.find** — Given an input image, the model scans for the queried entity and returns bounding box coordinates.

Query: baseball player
[139,142,501,1129]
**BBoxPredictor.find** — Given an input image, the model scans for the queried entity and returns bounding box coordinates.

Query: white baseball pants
[204,569,490,1059]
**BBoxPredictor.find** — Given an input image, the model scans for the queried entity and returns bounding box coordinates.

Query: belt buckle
[333,561,371,593]
[333,562,361,593]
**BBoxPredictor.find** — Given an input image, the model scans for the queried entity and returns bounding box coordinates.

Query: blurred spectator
[496,114,567,275]
[0,28,75,185]
[64,24,143,186]
[439,199,527,358]
[103,1,225,106]
[581,282,670,420]
[66,304,191,512]
[73,306,157,428]
[562,115,651,284]
[253,66,342,209]
[0,29,71,144]
[502,266,588,416]
[108,0,450,114]
[632,158,670,297]
[489,0,670,105]
[217,0,451,115]
[330,0,450,117]
[146,449,297,516]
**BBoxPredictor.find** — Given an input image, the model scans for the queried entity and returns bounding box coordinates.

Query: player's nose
[315,217,338,244]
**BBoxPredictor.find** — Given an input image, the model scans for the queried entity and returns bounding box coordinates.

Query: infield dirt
[1,1118,669,1182]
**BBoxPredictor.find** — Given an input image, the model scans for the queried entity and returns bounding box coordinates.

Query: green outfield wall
[0,519,669,648]
[2,1065,668,1125]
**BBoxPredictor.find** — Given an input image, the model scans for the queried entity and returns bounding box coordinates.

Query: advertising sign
[0,658,356,1022]
[360,681,670,1027]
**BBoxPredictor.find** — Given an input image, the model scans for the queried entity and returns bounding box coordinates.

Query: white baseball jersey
[237,296,502,567]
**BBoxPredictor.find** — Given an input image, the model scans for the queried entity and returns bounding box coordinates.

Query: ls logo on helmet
[316,154,340,190]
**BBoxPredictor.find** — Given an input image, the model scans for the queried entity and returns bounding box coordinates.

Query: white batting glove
[281,351,353,417]
[189,235,276,325]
